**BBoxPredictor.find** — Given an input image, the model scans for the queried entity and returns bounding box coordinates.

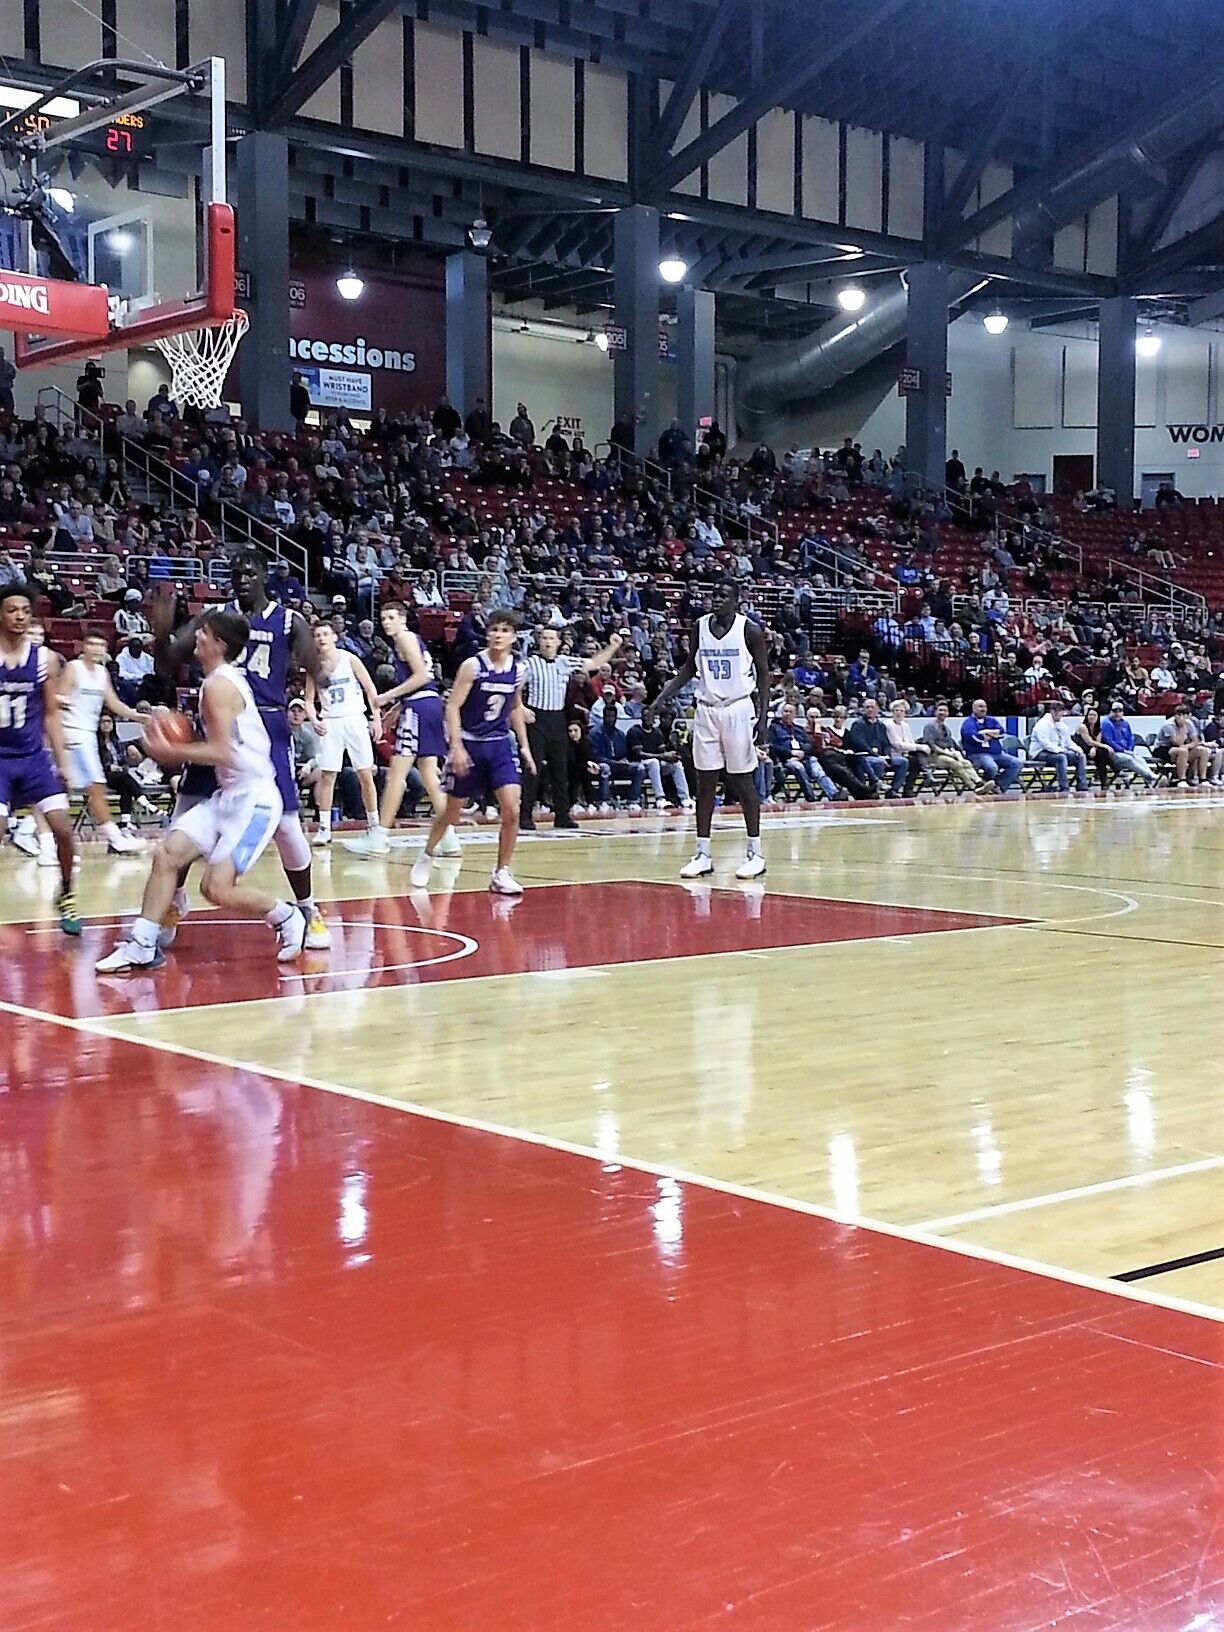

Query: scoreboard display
[0,86,148,156]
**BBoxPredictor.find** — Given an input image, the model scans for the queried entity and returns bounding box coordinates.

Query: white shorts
[64,735,104,792]
[692,696,758,775]
[317,715,373,773]
[172,781,284,875]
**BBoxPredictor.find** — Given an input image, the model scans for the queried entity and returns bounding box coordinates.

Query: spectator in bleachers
[0,345,14,414]
[920,701,981,792]
[1028,701,1090,793]
[769,703,833,801]
[845,698,905,797]
[625,709,691,809]
[1154,706,1211,788]
[1099,700,1158,787]
[961,699,1021,791]
[115,634,155,705]
[885,700,931,795]
[114,588,151,643]
[589,706,644,813]
[145,383,177,427]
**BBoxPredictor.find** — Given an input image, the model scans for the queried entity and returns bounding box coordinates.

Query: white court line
[918,1155,1224,1231]
[278,926,478,983]
[4,994,1224,1333]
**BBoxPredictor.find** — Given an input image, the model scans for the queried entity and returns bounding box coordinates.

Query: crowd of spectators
[3,375,1224,815]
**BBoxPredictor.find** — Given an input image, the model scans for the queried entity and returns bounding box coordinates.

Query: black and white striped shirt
[522,653,581,712]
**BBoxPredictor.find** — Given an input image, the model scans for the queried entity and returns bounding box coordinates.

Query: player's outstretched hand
[523,754,537,778]
[314,720,328,736]
[610,630,625,651]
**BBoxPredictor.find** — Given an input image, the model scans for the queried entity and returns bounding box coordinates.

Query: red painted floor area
[0,881,1025,1018]
[3,1019,1224,1630]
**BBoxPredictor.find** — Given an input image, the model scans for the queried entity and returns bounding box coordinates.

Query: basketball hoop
[154,309,248,408]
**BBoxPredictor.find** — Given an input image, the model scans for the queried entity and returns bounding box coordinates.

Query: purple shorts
[446,735,520,803]
[0,749,65,812]
[394,692,446,761]
[263,708,298,815]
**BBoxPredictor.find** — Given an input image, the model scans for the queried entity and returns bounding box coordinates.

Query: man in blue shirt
[589,707,645,813]
[960,698,1021,792]
[1099,700,1157,786]
[847,650,876,694]
[844,698,907,796]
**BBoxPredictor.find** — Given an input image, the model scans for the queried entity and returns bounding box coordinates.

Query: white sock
[319,809,332,831]
[746,837,762,858]
[100,820,121,846]
[365,808,378,830]
[38,831,54,855]
[696,837,711,857]
[172,887,189,915]
[132,916,159,948]
[298,894,317,919]
[265,901,294,930]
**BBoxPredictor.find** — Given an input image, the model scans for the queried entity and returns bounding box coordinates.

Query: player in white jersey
[305,623,382,846]
[655,577,769,880]
[96,609,307,972]
[58,631,147,853]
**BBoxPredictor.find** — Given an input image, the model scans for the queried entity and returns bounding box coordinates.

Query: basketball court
[5,799,1224,1629]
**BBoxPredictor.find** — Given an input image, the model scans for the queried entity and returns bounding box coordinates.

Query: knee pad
[274,813,312,873]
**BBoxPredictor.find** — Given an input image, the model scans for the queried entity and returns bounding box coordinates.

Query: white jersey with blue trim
[206,662,274,791]
[319,651,366,721]
[695,613,755,706]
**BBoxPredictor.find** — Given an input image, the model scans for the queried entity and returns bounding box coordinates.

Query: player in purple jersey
[410,609,535,895]
[343,601,457,859]
[0,583,80,933]
[151,552,330,952]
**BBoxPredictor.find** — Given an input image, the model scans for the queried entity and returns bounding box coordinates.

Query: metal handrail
[1105,557,1207,618]
[899,463,1084,577]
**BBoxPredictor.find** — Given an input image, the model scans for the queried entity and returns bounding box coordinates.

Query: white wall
[491,313,681,447]
[765,316,1224,498]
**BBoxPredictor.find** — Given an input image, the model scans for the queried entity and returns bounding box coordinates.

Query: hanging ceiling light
[335,269,365,301]
[594,330,610,352]
[47,187,75,213]
[837,284,866,313]
[1136,329,1161,358]
[468,216,493,251]
[983,308,1009,335]
[658,256,688,284]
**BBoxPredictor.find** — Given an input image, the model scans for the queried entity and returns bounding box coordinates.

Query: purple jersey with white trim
[391,631,439,699]
[0,641,49,758]
[459,651,522,742]
[231,600,294,709]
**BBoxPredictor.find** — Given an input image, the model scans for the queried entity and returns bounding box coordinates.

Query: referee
[521,627,624,828]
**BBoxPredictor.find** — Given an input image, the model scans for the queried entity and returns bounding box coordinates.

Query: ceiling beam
[651,2,737,159]
[1132,136,1219,261]
[262,0,401,127]
[1187,286,1224,325]
[270,0,322,92]
[937,72,1033,240]
[942,61,1224,256]
[1126,210,1224,291]
[646,0,909,197]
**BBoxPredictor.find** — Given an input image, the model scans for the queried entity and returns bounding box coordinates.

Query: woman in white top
[886,700,932,795]
[305,623,383,845]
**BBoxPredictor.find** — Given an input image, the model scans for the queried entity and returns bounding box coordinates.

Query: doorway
[1052,454,1094,497]
[1140,472,1174,510]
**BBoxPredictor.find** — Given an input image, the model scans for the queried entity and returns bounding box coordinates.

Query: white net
[154,311,249,408]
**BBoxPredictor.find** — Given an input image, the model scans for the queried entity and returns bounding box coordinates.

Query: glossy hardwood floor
[7,794,1224,1630]
[6,793,1224,1309]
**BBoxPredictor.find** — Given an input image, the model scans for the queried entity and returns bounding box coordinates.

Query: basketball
[149,707,193,746]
